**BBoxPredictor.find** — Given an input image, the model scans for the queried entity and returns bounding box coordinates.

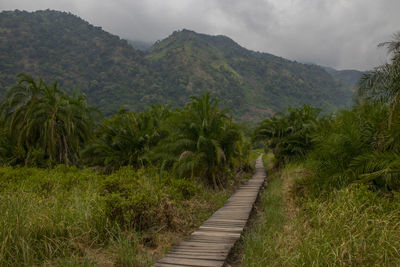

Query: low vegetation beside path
[0,164,254,266]
[241,162,400,266]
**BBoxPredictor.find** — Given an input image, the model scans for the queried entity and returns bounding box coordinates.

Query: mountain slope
[0,10,150,115]
[323,66,365,90]
[0,10,354,120]
[148,30,353,118]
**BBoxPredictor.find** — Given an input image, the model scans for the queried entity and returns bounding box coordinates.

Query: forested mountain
[0,10,354,119]
[323,66,365,89]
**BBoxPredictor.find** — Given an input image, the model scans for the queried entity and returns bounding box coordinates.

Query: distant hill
[0,10,355,120]
[0,9,150,115]
[126,40,153,51]
[148,30,354,118]
[323,66,365,90]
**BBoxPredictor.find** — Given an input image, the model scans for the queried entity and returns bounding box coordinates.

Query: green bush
[100,166,185,231]
[255,105,321,168]
[103,191,160,231]
[169,178,200,200]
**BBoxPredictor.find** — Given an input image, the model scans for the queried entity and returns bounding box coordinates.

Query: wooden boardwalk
[153,155,266,267]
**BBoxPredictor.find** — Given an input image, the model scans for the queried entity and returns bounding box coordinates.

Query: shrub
[169,178,200,200]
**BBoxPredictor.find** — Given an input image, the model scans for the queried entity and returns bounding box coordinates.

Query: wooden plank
[162,255,226,262]
[179,239,236,245]
[175,242,233,249]
[199,226,243,232]
[191,231,241,238]
[169,248,229,254]
[167,251,228,256]
[153,263,184,267]
[158,257,224,267]
[164,255,226,261]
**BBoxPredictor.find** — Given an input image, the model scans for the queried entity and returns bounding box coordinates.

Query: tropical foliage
[242,33,400,266]
[306,32,400,193]
[254,105,321,167]
[0,74,249,189]
[0,73,96,166]
[83,106,170,173]
[255,32,400,194]
[153,94,249,189]
[0,76,251,265]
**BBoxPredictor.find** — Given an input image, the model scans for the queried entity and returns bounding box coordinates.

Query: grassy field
[240,159,400,266]
[0,165,254,266]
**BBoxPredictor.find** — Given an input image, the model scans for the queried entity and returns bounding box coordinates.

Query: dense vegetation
[0,10,354,120]
[2,8,396,266]
[0,164,235,266]
[0,73,252,265]
[0,74,249,183]
[254,105,321,167]
[0,73,97,167]
[242,33,400,265]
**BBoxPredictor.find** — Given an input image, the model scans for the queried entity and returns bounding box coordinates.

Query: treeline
[255,32,400,195]
[0,73,250,188]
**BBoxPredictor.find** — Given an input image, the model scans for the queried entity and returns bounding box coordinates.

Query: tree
[83,106,170,173]
[254,105,320,167]
[358,32,400,126]
[0,74,96,166]
[155,93,245,189]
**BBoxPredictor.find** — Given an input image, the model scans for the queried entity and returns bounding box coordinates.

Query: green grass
[0,165,232,266]
[241,173,284,266]
[240,163,400,266]
[293,184,400,266]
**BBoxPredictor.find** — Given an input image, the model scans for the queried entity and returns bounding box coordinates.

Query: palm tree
[156,93,244,189]
[358,32,400,126]
[83,106,170,172]
[254,105,320,167]
[0,74,96,166]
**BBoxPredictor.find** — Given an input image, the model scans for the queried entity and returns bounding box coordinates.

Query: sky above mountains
[1,0,399,70]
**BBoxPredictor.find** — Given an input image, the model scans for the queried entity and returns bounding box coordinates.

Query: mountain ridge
[0,10,356,120]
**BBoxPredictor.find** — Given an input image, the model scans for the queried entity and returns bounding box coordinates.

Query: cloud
[1,0,399,70]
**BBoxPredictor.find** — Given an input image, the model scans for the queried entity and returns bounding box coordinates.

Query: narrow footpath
[153,155,266,267]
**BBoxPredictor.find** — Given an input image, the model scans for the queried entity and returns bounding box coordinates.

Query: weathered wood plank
[164,253,227,260]
[158,257,224,267]
[199,226,243,232]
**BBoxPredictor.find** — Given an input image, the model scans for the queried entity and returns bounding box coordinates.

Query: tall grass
[0,165,232,266]
[241,164,400,266]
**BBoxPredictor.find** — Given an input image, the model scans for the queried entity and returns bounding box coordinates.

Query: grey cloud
[1,0,399,70]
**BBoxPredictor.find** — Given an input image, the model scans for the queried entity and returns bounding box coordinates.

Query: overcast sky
[1,0,399,70]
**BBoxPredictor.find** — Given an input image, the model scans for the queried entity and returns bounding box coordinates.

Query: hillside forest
[0,10,361,121]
